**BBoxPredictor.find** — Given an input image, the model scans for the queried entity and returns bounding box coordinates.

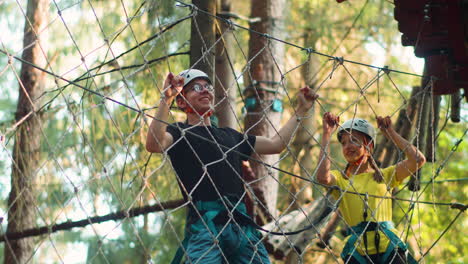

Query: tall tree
[244,0,285,220]
[4,0,49,263]
[215,0,237,128]
[190,0,216,80]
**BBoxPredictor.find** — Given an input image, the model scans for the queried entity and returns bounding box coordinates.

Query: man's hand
[323,112,339,136]
[163,73,184,99]
[297,86,319,114]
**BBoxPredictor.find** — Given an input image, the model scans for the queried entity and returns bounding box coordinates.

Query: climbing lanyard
[363,193,370,257]
[341,193,417,264]
[220,196,334,236]
[171,196,334,264]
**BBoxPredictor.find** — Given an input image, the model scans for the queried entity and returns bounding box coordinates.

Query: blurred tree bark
[244,0,285,222]
[4,0,49,263]
[190,0,216,81]
[215,0,237,128]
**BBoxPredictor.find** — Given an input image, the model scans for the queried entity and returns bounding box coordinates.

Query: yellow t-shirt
[331,165,402,255]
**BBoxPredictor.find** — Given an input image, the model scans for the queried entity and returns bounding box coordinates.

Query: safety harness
[170,197,256,264]
[341,221,417,264]
[171,196,333,264]
[341,194,417,264]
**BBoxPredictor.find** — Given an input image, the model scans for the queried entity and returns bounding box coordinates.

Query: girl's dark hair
[369,155,384,183]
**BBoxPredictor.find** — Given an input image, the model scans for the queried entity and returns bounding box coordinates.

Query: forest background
[0,0,466,263]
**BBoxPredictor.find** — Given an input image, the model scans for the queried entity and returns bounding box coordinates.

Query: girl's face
[339,131,373,163]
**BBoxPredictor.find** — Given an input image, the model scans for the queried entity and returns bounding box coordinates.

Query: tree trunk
[263,195,335,260]
[288,53,320,204]
[214,0,237,128]
[316,211,341,249]
[425,94,440,162]
[450,89,461,122]
[244,0,285,221]
[284,53,321,264]
[408,65,431,191]
[4,0,48,263]
[190,0,216,81]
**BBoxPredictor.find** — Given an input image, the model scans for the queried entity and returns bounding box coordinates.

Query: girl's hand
[323,112,339,135]
[162,73,184,99]
[377,116,394,137]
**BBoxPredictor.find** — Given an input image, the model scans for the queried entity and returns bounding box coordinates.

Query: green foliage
[0,0,465,263]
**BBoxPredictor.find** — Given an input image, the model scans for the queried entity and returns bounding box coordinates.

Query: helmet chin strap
[352,154,367,166]
[351,137,372,166]
[345,152,368,177]
[345,137,374,176]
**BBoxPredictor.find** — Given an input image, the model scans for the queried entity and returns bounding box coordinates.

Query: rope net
[0,1,466,263]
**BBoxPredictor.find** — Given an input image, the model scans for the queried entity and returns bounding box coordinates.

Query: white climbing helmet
[178,69,212,87]
[337,118,376,144]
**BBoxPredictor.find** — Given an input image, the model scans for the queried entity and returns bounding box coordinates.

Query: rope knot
[303,47,315,54]
[381,65,390,74]
[225,19,235,31]
[190,4,199,14]
[334,56,344,65]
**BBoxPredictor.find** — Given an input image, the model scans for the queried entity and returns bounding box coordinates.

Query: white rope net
[0,1,466,263]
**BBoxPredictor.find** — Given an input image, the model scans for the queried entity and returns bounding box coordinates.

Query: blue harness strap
[171,197,251,264]
[341,221,417,264]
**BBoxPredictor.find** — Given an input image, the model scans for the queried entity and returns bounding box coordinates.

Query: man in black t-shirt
[165,122,255,202]
[146,69,318,264]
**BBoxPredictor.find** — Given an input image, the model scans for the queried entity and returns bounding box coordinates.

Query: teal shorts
[183,221,270,264]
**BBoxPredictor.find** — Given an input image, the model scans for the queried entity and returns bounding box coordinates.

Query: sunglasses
[185,83,214,93]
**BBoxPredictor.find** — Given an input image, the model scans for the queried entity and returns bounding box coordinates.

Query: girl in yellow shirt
[316,113,426,264]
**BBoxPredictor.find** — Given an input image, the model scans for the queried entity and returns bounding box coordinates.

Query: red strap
[349,137,371,169]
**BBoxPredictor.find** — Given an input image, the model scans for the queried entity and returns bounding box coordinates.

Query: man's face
[177,78,214,114]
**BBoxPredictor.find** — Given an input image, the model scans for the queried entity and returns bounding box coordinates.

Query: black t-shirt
[166,122,256,202]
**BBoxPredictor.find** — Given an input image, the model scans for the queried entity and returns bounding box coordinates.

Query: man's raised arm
[255,86,318,155]
[146,73,184,153]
